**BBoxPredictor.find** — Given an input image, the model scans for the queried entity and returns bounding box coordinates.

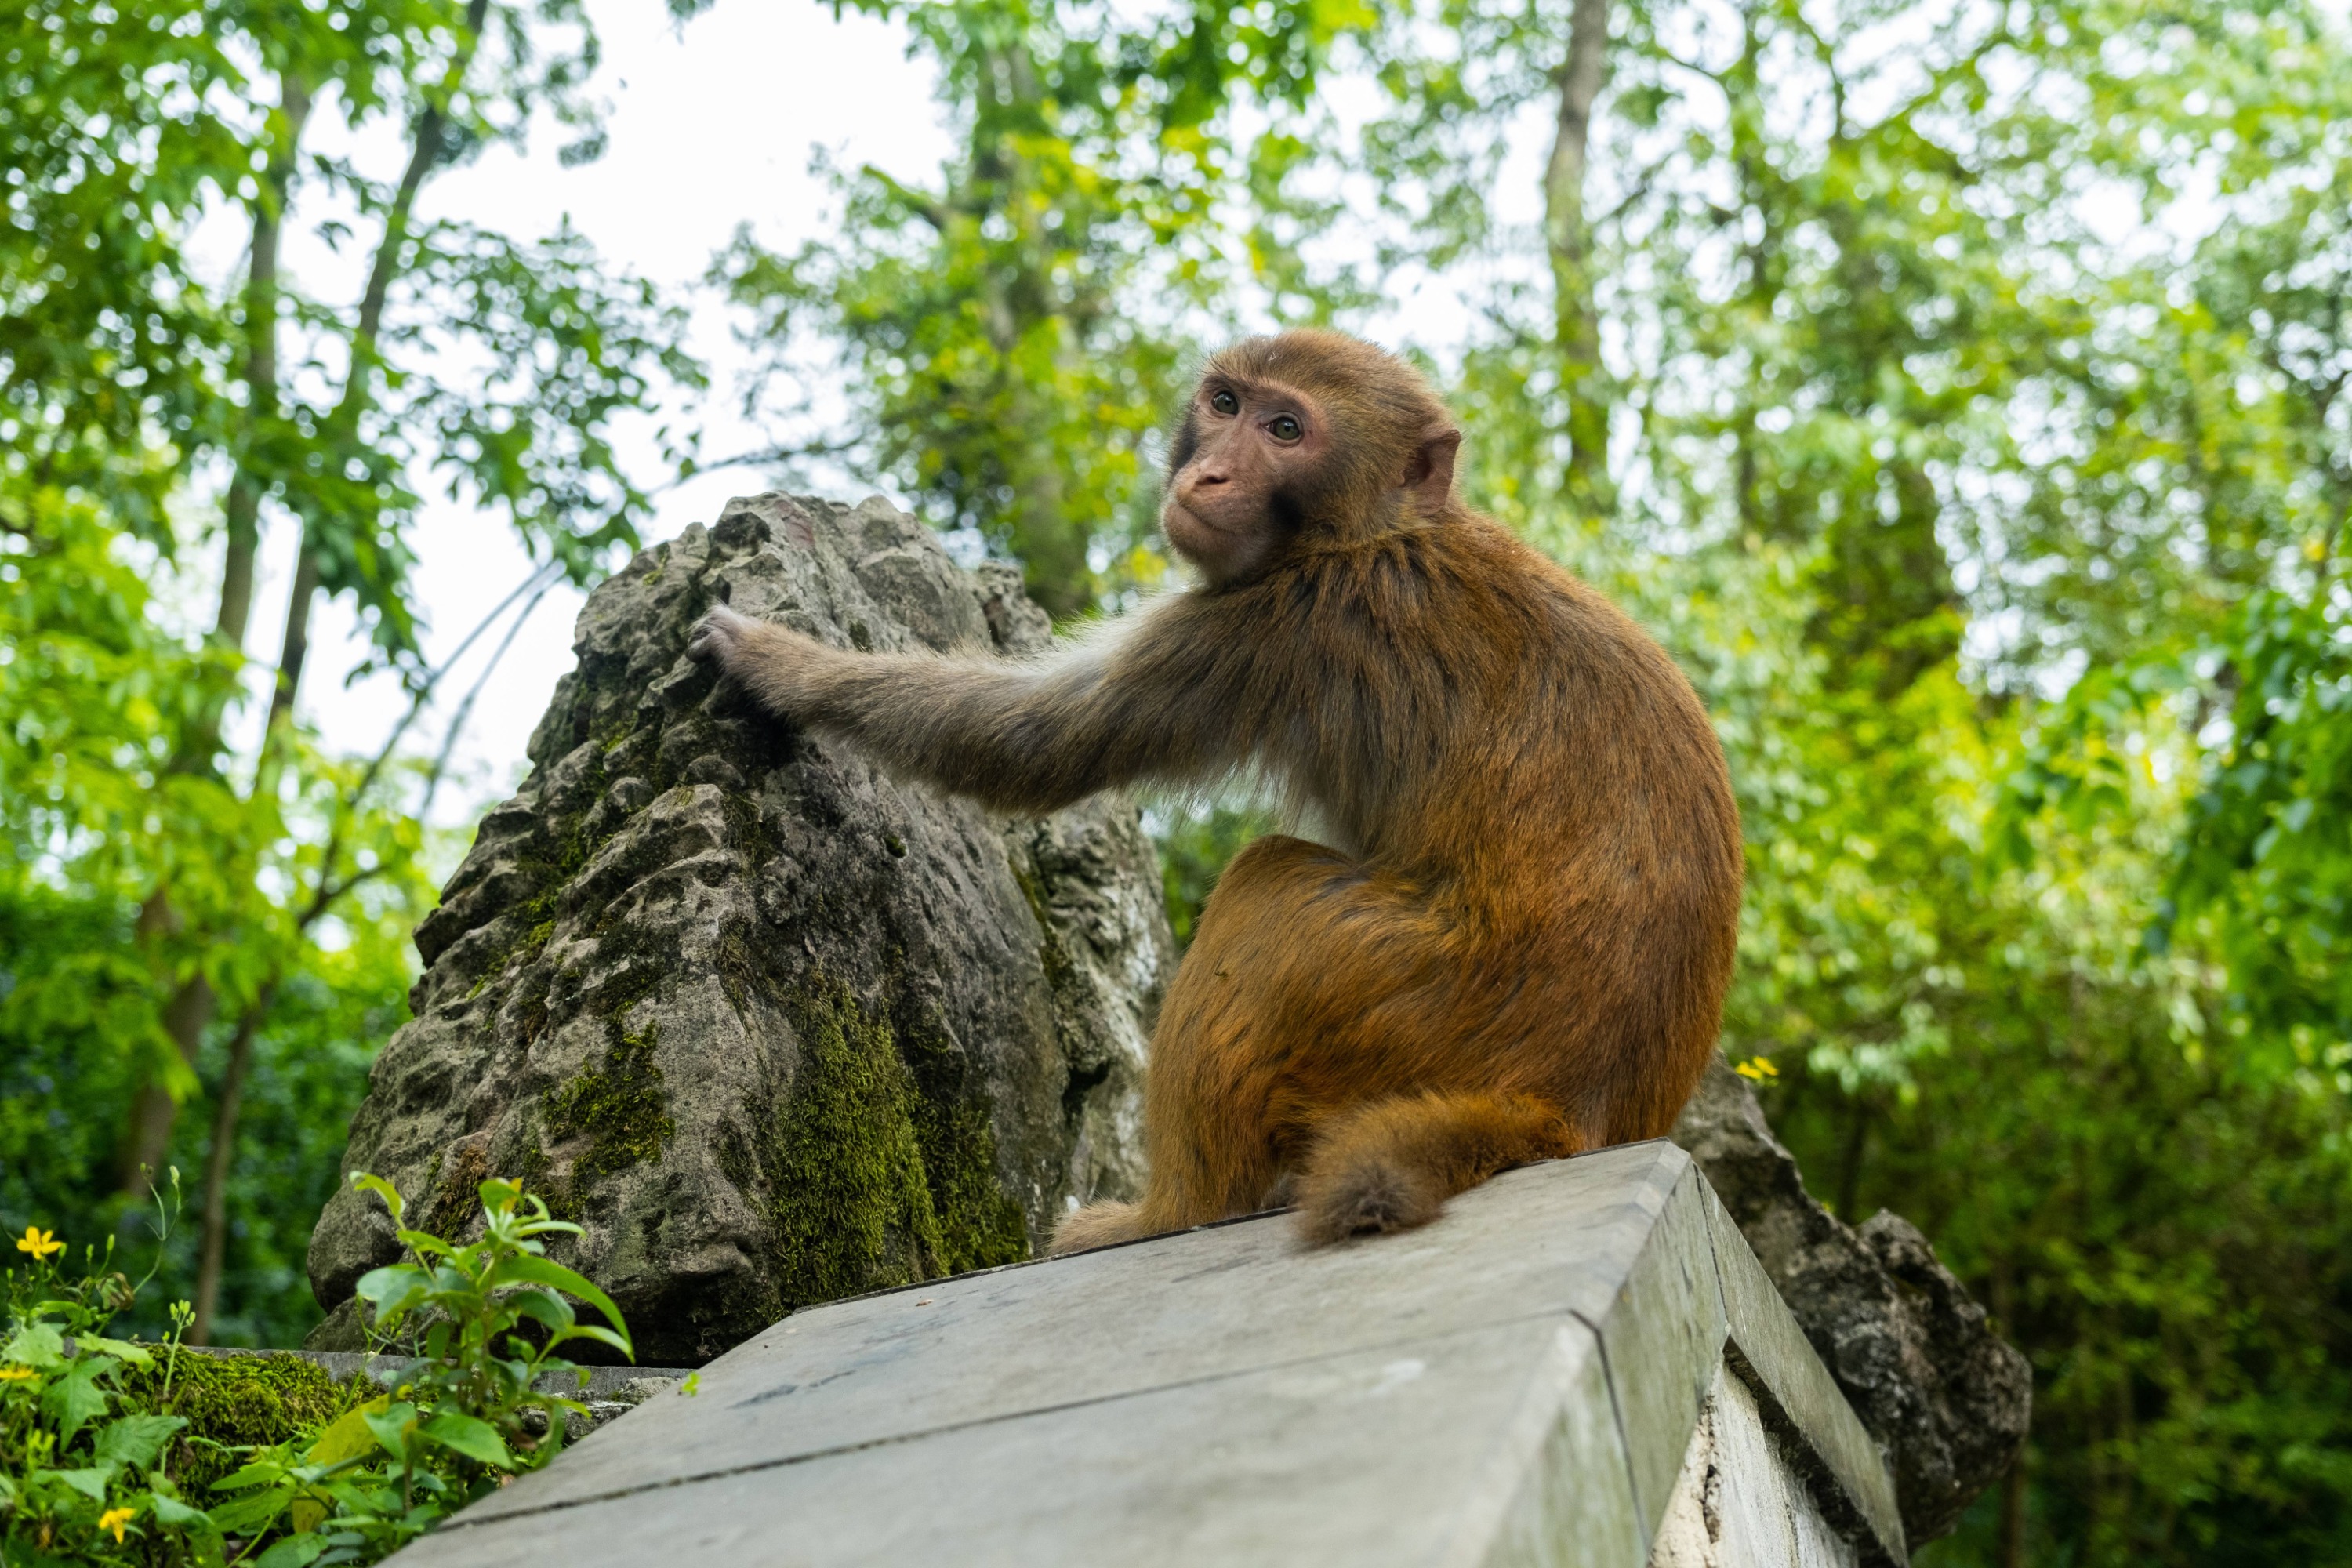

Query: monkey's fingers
[685,604,749,663]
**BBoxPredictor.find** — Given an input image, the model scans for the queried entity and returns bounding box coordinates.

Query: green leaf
[305,1398,390,1468]
[208,1485,293,1536]
[391,1229,459,1259]
[419,1411,513,1468]
[256,1529,333,1566]
[506,1287,577,1334]
[42,1355,115,1445]
[74,1335,155,1369]
[349,1172,406,1224]
[481,1255,632,1358]
[354,1263,430,1321]
[150,1490,216,1530]
[2,1322,67,1370]
[49,1465,114,1501]
[361,1401,418,1464]
[211,1458,292,1492]
[561,1324,634,1358]
[95,1412,186,1471]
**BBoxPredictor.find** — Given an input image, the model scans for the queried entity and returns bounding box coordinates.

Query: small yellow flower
[97,1507,134,1544]
[14,1225,63,1261]
[1733,1056,1780,1083]
[0,1366,36,1382]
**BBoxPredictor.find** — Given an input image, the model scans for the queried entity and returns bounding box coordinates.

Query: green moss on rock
[769,980,1028,1308]
[549,1027,677,1191]
[120,1352,373,1494]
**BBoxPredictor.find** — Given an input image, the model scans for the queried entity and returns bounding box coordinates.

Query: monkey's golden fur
[690,331,1744,1252]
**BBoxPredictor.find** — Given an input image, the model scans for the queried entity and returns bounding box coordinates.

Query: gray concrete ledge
[383,1142,1905,1567]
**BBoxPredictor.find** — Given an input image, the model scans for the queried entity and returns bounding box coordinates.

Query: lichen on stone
[766,979,946,1305]
[549,1025,677,1191]
[760,977,1026,1307]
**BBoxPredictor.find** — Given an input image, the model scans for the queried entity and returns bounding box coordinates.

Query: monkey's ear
[1403,427,1461,513]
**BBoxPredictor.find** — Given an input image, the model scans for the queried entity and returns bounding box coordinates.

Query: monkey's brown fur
[689,330,1744,1253]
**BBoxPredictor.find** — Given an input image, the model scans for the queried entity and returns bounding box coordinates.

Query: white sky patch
[229,1,949,823]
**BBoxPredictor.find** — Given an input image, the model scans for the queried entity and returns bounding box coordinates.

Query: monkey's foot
[1048,1200,1148,1257]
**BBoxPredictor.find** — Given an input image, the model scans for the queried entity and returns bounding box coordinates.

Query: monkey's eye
[1210,389,1240,416]
[1267,414,1303,444]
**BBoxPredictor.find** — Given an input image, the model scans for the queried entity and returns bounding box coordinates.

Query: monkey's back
[1261,514,1745,1142]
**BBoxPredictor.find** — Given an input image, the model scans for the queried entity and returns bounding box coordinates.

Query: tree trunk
[118,74,314,1198]
[183,1,491,1298]
[116,892,214,1192]
[1999,1449,2029,1568]
[265,544,324,734]
[190,992,273,1345]
[215,75,315,668]
[1544,0,1613,519]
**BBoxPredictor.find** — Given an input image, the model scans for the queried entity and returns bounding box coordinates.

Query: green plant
[200,1173,633,1566]
[0,1171,631,1566]
[0,1174,215,1565]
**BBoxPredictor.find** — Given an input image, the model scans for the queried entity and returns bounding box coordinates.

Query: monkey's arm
[686,601,1250,815]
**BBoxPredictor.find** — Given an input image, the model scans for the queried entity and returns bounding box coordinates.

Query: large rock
[307,494,1172,1365]
[1671,1056,2032,1547]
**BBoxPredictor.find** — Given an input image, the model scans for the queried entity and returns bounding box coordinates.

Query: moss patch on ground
[118,1352,375,1494]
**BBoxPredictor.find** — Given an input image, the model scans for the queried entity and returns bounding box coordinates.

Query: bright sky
[252,0,953,824]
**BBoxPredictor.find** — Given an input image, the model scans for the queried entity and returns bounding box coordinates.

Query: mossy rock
[308,495,1174,1365]
[119,1352,376,1494]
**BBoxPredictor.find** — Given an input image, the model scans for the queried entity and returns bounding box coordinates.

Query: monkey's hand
[686,602,757,667]
[687,602,833,718]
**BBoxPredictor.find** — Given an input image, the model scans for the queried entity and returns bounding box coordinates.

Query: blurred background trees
[4,0,2348,1563]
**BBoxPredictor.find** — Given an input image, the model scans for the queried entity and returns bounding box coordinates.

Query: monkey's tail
[1293,1091,1583,1247]
[1048,1200,1148,1257]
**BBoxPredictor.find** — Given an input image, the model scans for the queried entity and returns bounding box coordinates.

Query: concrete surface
[385,1140,1906,1568]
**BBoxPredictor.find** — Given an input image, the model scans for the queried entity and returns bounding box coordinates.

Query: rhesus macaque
[688,331,1743,1251]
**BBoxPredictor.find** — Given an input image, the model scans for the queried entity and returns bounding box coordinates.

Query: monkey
[687,329,1744,1252]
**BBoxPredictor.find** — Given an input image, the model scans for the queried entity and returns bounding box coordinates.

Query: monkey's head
[1161,330,1463,584]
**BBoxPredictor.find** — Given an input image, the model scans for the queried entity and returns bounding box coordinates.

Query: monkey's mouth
[1162,501,1241,550]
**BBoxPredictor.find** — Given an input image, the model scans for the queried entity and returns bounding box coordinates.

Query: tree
[712,0,1367,618]
[0,0,699,1345]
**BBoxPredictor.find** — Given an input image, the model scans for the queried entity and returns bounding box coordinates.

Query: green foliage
[0,1179,210,1564]
[1150,804,1276,946]
[186,1173,633,1564]
[0,509,437,1345]
[0,1172,634,1566]
[713,0,1368,617]
[116,1356,373,1501]
[0,0,700,1353]
[2166,579,2352,1062]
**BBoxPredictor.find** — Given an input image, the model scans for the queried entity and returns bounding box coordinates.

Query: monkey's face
[1161,375,1330,584]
